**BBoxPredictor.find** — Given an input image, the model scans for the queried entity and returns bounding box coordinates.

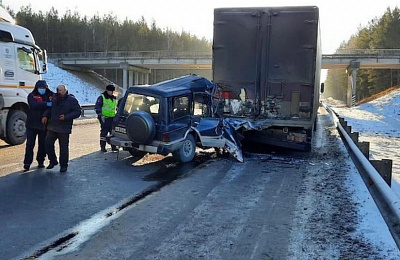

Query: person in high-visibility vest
[95,84,117,152]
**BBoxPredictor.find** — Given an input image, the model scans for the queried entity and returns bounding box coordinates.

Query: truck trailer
[213,6,322,151]
[0,6,47,145]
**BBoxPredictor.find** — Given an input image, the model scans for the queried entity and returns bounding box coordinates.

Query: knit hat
[35,80,48,89]
[106,84,115,91]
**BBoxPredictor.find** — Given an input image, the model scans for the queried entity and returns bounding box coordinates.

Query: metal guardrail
[323,102,400,249]
[323,49,400,59]
[49,51,212,60]
[48,49,400,61]
[80,104,95,117]
[335,49,400,55]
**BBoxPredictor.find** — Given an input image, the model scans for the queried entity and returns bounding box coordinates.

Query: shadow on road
[241,140,309,159]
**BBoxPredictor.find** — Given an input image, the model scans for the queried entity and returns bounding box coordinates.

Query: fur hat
[106,84,115,91]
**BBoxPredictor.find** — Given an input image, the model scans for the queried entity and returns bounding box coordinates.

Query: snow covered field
[325,90,400,199]
[42,63,103,105]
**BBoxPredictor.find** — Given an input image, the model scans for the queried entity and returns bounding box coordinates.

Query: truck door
[213,7,319,118]
[1,43,17,85]
[14,44,38,89]
[213,9,264,114]
[264,9,318,118]
[169,95,192,142]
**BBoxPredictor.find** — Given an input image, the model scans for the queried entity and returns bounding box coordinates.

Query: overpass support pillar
[346,61,360,107]
[138,73,143,84]
[123,69,128,90]
[120,62,151,86]
[129,70,134,88]
[135,72,139,85]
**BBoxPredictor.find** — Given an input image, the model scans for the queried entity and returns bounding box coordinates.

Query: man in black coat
[23,80,53,171]
[42,84,81,172]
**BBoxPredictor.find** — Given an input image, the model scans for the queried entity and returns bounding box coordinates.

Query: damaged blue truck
[110,6,322,162]
[109,75,243,162]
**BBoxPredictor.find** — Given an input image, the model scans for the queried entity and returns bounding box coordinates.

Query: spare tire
[126,111,156,144]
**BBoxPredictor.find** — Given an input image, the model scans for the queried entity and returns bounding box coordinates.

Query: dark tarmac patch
[109,152,214,216]
[23,232,78,259]
[143,152,213,182]
[23,151,214,259]
[241,140,309,158]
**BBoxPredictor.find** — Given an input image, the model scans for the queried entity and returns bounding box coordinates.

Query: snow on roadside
[42,62,102,105]
[346,154,400,258]
[288,108,400,259]
[324,91,400,203]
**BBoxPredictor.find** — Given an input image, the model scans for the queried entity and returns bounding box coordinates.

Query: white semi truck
[0,6,47,145]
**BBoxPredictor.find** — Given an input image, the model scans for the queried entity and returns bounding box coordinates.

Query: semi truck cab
[0,6,47,145]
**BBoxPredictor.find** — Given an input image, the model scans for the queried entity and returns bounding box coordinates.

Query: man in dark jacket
[42,84,81,172]
[94,84,117,152]
[23,80,53,171]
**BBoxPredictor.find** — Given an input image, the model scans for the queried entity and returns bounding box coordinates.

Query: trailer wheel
[5,110,27,145]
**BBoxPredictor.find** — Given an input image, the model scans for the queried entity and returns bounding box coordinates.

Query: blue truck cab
[110,75,243,162]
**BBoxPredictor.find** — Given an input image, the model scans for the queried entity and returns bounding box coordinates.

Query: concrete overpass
[50,51,212,88]
[322,49,400,106]
[50,49,400,106]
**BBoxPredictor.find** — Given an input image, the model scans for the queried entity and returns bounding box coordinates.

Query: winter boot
[100,140,107,152]
[23,164,30,172]
[111,145,119,152]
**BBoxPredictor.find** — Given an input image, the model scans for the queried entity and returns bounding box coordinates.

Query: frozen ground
[39,63,400,258]
[325,90,400,199]
[288,107,400,259]
[42,62,103,105]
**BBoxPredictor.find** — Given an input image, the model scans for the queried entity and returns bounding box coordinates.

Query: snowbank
[325,90,400,200]
[42,63,103,105]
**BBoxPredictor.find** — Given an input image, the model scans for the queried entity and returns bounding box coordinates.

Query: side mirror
[0,94,4,110]
[320,83,325,94]
[42,49,48,73]
[43,49,48,64]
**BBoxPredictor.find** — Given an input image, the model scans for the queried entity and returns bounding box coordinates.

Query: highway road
[0,111,398,259]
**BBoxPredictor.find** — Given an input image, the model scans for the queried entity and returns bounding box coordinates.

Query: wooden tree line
[324,7,400,102]
[6,5,211,53]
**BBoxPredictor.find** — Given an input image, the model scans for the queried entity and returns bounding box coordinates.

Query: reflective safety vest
[101,94,117,117]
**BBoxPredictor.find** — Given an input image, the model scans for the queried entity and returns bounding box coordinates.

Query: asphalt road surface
[0,119,161,259]
[0,111,398,259]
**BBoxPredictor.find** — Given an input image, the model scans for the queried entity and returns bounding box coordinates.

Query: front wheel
[173,134,196,163]
[4,110,27,145]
